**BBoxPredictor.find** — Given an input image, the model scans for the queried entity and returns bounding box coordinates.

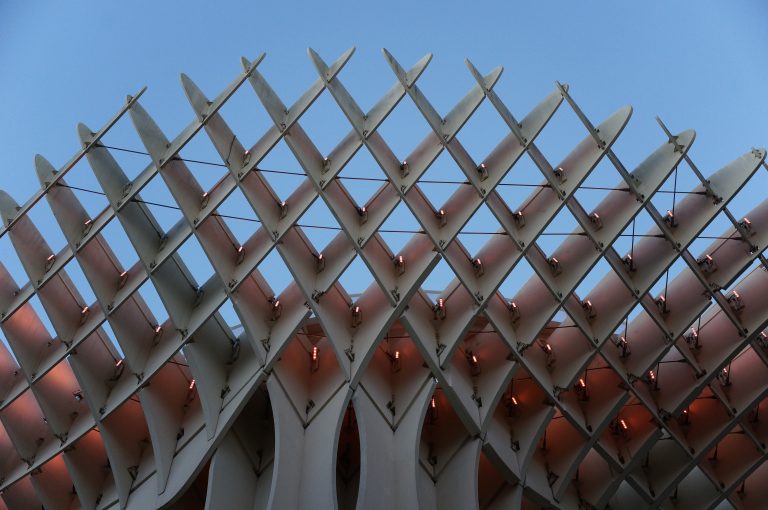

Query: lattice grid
[0,48,767,510]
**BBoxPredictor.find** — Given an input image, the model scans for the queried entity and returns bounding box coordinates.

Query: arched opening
[336,401,361,510]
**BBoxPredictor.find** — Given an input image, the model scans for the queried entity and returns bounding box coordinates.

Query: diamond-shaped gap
[212,185,259,247]
[137,278,169,329]
[724,258,763,295]
[457,97,512,170]
[335,146,389,207]
[27,294,56,340]
[559,355,627,434]
[336,255,376,298]
[61,259,93,309]
[416,149,468,213]
[60,159,111,219]
[417,55,476,117]
[176,235,214,287]
[254,137,310,202]
[215,297,240,331]
[137,175,184,234]
[376,86,434,163]
[454,327,515,425]
[419,387,471,478]
[648,256,688,304]
[176,126,230,193]
[271,331,346,425]
[215,78,274,156]
[294,88,355,159]
[537,207,580,258]
[573,158,624,216]
[687,212,733,260]
[99,218,139,271]
[421,258,455,296]
[648,162,701,221]
[573,257,613,302]
[492,366,553,478]
[498,256,535,299]
[255,248,293,303]
[529,98,586,171]
[358,326,432,428]
[99,321,124,359]
[610,207,657,261]
[296,197,342,250]
[456,202,503,259]
[99,113,154,182]
[495,148,550,214]
[252,50,321,114]
[377,201,423,255]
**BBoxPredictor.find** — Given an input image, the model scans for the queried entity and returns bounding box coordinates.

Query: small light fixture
[471,257,484,277]
[79,305,90,326]
[467,351,481,376]
[118,270,129,289]
[390,349,401,372]
[436,209,447,227]
[322,156,331,173]
[623,254,636,272]
[394,255,405,276]
[400,160,410,177]
[758,331,768,349]
[82,218,93,236]
[664,209,677,228]
[582,299,596,319]
[477,163,489,182]
[45,253,56,272]
[269,297,282,322]
[188,379,196,391]
[547,256,561,276]
[655,294,669,314]
[684,327,700,350]
[574,377,589,401]
[728,290,744,312]
[647,370,658,389]
[588,212,602,230]
[357,206,368,224]
[311,345,319,372]
[697,254,717,274]
[739,217,752,232]
[513,210,525,228]
[236,245,245,265]
[152,324,163,345]
[613,335,630,358]
[315,253,325,273]
[508,301,521,325]
[433,298,446,320]
[351,306,362,328]
[554,166,567,183]
[72,390,83,402]
[200,192,210,209]
[242,149,251,166]
[718,366,731,386]
[278,200,288,219]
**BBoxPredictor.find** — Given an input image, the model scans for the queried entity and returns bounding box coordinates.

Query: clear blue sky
[1,1,766,333]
